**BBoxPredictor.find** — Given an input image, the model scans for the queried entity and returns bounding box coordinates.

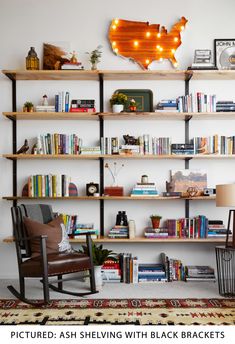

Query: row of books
[177,93,217,113]
[192,135,235,155]
[55,92,70,112]
[35,134,82,155]
[54,95,96,113]
[144,217,227,239]
[27,174,71,197]
[161,253,185,281]
[130,182,158,197]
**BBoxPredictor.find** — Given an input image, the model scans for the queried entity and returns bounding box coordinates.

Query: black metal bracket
[12,79,17,207]
[99,73,104,236]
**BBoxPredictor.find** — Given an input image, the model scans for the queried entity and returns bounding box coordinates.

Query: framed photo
[170,169,207,194]
[116,89,153,112]
[214,39,235,69]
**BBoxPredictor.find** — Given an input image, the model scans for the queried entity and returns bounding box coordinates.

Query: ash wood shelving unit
[2,69,235,243]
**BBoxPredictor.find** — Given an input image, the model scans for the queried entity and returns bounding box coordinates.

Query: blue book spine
[55,95,59,112]
[65,92,70,112]
[132,190,158,195]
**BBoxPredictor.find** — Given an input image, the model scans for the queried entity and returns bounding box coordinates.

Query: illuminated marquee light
[109,17,188,69]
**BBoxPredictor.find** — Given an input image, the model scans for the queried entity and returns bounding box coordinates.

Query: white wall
[0,0,235,278]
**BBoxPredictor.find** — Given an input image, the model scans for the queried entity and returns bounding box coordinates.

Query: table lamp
[216,184,235,248]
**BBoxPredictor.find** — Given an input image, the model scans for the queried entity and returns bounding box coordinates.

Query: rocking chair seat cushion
[21,251,92,277]
[23,215,71,257]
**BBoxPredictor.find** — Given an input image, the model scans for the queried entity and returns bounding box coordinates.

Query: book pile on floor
[138,263,167,283]
[185,265,216,282]
[161,253,185,281]
[69,223,98,239]
[101,258,121,283]
[130,182,158,197]
[108,226,129,238]
[119,253,138,283]
[155,99,178,112]
[27,174,71,197]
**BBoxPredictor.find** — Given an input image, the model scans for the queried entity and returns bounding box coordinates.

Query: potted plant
[110,92,128,113]
[86,45,102,70]
[23,101,34,112]
[150,214,162,229]
[79,243,116,289]
[129,98,137,112]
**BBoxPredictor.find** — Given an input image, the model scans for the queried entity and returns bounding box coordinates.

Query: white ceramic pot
[112,104,124,113]
[94,265,103,290]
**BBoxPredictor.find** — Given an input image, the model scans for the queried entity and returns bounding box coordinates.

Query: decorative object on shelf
[128,219,136,239]
[163,179,182,197]
[109,17,188,69]
[25,47,39,70]
[23,101,34,112]
[86,182,99,196]
[129,98,137,112]
[86,45,102,70]
[141,175,149,184]
[188,49,217,70]
[69,183,78,197]
[216,184,235,247]
[16,139,29,154]
[214,39,235,70]
[105,162,124,186]
[150,215,162,229]
[61,51,84,70]
[116,211,128,226]
[166,180,175,193]
[79,243,116,290]
[22,183,28,196]
[104,162,124,196]
[203,187,216,196]
[116,89,153,112]
[43,42,70,70]
[186,186,198,197]
[171,169,207,195]
[31,143,37,155]
[42,95,48,106]
[110,92,127,113]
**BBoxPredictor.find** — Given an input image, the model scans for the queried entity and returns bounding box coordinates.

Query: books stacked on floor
[27,174,72,197]
[70,223,98,239]
[138,263,167,283]
[101,137,119,154]
[101,258,121,283]
[55,91,70,112]
[59,213,79,235]
[35,133,82,155]
[35,105,55,112]
[144,227,169,238]
[108,226,129,238]
[80,146,101,155]
[177,93,216,112]
[192,134,235,155]
[155,99,178,112]
[216,101,235,112]
[61,62,84,70]
[130,182,158,197]
[207,220,231,237]
[161,253,185,281]
[70,99,96,112]
[171,143,194,155]
[119,253,138,283]
[185,265,216,282]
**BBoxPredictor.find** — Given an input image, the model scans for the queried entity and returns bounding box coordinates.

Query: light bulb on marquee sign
[109,17,188,69]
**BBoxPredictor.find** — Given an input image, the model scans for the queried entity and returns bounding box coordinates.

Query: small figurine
[166,180,175,193]
[70,51,78,64]
[17,139,29,154]
[31,143,37,154]
[123,134,139,145]
[42,95,48,106]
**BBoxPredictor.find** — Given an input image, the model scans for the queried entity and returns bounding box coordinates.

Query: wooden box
[104,186,124,196]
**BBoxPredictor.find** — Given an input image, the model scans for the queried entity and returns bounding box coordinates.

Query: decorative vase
[128,220,136,239]
[94,265,103,290]
[91,62,97,70]
[112,104,124,113]
[151,217,161,229]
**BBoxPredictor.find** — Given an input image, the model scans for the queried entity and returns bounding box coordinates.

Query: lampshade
[216,184,235,207]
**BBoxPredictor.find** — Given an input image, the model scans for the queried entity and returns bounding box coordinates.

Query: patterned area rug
[1,299,235,325]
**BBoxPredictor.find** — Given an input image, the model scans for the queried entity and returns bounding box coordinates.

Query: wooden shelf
[101,70,186,80]
[2,235,227,244]
[101,112,188,120]
[2,70,99,81]
[2,195,215,201]
[189,70,235,80]
[2,112,99,120]
[2,154,101,160]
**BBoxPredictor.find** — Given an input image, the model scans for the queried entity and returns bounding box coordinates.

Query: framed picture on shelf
[214,39,235,69]
[116,89,153,112]
[170,169,207,194]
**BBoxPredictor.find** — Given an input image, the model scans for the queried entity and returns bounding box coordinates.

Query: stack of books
[36,133,81,155]
[185,265,216,282]
[131,182,158,197]
[207,220,230,238]
[171,143,194,155]
[155,99,178,112]
[144,228,169,238]
[216,101,235,112]
[108,226,129,239]
[70,223,98,240]
[28,174,71,197]
[80,146,101,155]
[35,105,55,112]
[101,258,121,283]
[177,93,216,113]
[70,99,96,112]
[55,91,70,112]
[138,263,167,283]
[61,62,84,70]
[119,254,138,283]
[119,144,140,155]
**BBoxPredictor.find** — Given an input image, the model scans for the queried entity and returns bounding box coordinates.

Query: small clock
[86,182,99,196]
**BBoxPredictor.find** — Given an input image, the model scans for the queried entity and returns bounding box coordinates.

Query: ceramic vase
[112,104,124,113]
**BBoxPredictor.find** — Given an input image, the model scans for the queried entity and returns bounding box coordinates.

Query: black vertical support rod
[99,73,104,236]
[184,78,190,218]
[12,79,17,207]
